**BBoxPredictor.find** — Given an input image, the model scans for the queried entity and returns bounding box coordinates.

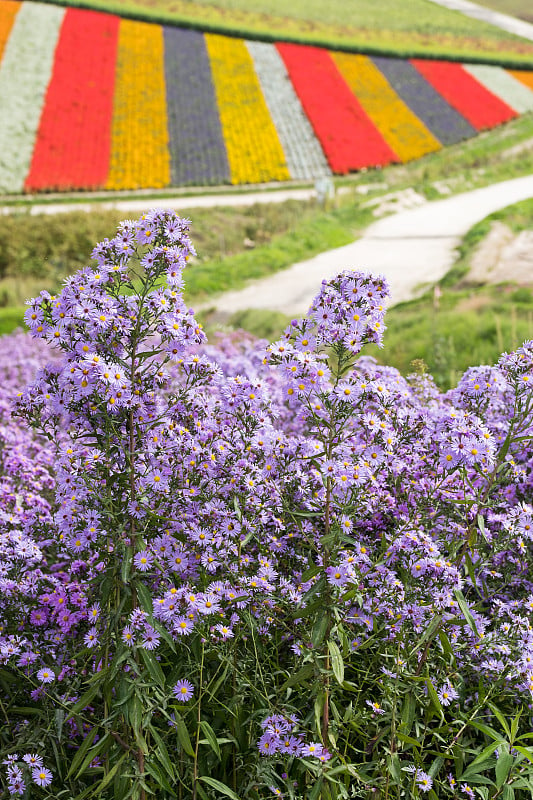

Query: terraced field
[3,1,533,195]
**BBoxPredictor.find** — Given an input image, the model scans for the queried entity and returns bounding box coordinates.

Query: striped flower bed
[2,1,533,194]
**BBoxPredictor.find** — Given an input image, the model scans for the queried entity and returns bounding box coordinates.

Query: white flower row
[463,64,533,113]
[246,40,331,181]
[0,2,65,194]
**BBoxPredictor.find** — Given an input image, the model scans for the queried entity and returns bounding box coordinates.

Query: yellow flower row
[0,1,19,63]
[204,33,290,185]
[509,69,533,92]
[106,19,170,191]
[332,52,441,163]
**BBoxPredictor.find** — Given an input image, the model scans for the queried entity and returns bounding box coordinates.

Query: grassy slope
[38,0,533,63]
[473,0,533,24]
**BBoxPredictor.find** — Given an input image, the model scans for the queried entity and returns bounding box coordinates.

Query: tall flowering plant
[3,210,533,800]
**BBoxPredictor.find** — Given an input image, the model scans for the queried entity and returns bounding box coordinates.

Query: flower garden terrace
[1,209,533,798]
[2,1,533,195]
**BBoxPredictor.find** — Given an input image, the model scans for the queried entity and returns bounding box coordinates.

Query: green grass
[38,0,533,65]
[474,0,533,23]
[185,203,371,303]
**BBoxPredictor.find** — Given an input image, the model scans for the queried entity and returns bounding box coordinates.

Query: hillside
[2,1,533,196]
[36,0,533,60]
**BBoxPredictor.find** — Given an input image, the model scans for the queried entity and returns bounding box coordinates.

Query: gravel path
[0,186,323,216]
[209,174,533,316]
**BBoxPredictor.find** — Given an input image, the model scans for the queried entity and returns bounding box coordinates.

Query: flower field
[2,0,533,192]
[3,210,533,799]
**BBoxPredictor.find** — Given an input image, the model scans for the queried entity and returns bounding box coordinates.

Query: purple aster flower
[366,700,385,715]
[174,616,194,635]
[415,771,433,793]
[36,668,54,684]
[122,626,135,647]
[258,731,280,755]
[326,564,349,587]
[301,742,323,758]
[141,626,160,651]
[8,778,25,795]
[31,767,53,787]
[437,682,459,706]
[83,627,99,648]
[214,623,234,639]
[133,551,154,572]
[173,679,194,702]
[22,754,43,768]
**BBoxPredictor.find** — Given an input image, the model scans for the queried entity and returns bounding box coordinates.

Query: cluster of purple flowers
[3,755,52,796]
[258,714,330,762]
[1,210,533,797]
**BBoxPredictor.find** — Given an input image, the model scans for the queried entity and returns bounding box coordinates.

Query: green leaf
[410,614,442,657]
[69,732,111,781]
[150,726,176,779]
[308,776,324,800]
[135,581,154,622]
[174,712,195,757]
[66,727,99,779]
[328,640,344,686]
[387,753,401,783]
[199,777,241,799]
[95,753,127,795]
[487,702,511,738]
[140,647,165,687]
[314,692,324,738]
[438,629,456,663]
[469,721,505,742]
[425,677,444,719]
[129,695,143,733]
[495,748,513,788]
[453,589,480,637]
[396,732,421,748]
[200,720,221,759]
[121,546,132,583]
[55,709,65,740]
[399,692,416,736]
[501,786,515,800]
[301,564,321,582]
[460,748,499,782]
[281,663,314,690]
[510,708,522,744]
[65,684,101,721]
[311,612,329,648]
[513,745,533,764]
[300,575,326,606]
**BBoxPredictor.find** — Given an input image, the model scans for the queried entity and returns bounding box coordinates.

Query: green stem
[192,640,205,800]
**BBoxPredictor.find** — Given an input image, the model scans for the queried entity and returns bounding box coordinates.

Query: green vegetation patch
[474,0,533,24]
[0,198,368,307]
[38,0,533,65]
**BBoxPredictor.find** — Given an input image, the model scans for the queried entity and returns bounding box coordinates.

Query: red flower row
[411,59,517,130]
[277,43,398,174]
[25,8,119,192]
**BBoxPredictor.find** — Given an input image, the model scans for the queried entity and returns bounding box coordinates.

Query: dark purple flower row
[163,27,229,186]
[371,56,476,145]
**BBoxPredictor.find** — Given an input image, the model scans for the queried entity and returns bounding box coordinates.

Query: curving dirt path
[209,174,533,316]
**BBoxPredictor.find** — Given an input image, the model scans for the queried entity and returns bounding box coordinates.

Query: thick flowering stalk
[16,209,204,798]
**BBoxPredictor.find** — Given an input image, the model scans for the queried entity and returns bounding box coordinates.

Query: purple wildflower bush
[2,210,533,800]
